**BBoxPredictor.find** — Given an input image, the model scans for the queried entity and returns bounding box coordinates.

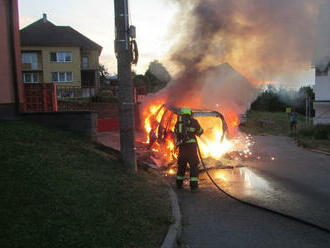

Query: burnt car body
[149,104,228,148]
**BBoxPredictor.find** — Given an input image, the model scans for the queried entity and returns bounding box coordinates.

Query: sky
[18,0,315,87]
[18,0,178,75]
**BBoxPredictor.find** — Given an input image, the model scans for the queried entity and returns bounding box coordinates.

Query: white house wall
[315,75,330,101]
[314,102,330,125]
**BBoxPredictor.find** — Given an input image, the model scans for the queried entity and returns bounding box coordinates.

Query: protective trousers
[176,142,200,189]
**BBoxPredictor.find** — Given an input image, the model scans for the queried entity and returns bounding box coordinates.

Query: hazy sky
[18,0,315,87]
[18,0,178,75]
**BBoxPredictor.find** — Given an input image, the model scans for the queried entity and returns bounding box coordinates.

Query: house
[20,14,102,88]
[313,3,330,125]
[0,0,24,118]
[314,65,330,124]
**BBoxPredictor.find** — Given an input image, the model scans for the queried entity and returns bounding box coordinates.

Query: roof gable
[20,18,102,52]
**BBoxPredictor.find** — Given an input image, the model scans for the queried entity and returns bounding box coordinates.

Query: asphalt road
[212,135,330,230]
[176,135,330,248]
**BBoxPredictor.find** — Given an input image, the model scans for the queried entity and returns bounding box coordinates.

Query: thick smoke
[169,0,320,80]
[144,0,323,124]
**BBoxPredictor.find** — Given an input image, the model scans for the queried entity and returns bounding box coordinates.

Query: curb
[161,186,182,248]
[309,149,330,156]
[295,138,330,156]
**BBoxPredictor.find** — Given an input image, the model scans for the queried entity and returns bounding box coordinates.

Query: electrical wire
[131,39,139,65]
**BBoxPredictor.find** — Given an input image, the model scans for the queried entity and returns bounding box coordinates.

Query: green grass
[296,125,330,153]
[0,121,171,248]
[296,137,330,153]
[240,111,330,153]
[240,110,305,135]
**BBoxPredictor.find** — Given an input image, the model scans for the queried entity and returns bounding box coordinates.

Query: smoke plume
[144,0,323,124]
[169,0,320,80]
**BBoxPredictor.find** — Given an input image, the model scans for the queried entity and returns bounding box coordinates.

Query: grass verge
[0,121,171,248]
[240,111,330,153]
[239,110,305,135]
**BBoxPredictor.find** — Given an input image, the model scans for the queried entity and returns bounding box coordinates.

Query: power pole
[114,0,137,171]
[305,95,308,127]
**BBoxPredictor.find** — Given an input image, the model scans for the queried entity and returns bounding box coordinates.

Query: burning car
[142,104,234,167]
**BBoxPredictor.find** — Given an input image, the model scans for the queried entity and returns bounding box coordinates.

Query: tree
[148,61,171,83]
[250,85,315,115]
[144,61,171,93]
[132,61,172,93]
[296,86,315,116]
[99,64,110,85]
[251,90,286,112]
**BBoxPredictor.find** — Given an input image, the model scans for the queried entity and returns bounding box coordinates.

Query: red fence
[97,118,120,132]
[23,83,57,112]
[23,84,144,133]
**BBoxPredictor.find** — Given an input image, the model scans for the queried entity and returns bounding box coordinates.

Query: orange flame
[141,101,243,166]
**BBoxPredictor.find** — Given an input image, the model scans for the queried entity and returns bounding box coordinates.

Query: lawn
[240,111,330,153]
[0,121,171,248]
[240,110,306,135]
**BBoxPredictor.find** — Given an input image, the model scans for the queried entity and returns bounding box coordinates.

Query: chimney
[43,13,47,23]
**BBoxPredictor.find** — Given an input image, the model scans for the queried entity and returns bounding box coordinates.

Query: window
[51,72,73,82]
[82,56,89,69]
[66,72,73,81]
[50,52,72,62]
[50,53,57,62]
[22,53,38,69]
[23,73,39,83]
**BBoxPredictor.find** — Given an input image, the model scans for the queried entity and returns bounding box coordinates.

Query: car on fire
[145,104,229,164]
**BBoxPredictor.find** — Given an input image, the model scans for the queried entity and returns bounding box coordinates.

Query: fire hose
[195,141,330,234]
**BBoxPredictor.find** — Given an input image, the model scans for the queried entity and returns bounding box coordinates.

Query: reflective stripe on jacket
[175,115,203,145]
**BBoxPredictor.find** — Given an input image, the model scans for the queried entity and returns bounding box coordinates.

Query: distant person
[290,109,297,132]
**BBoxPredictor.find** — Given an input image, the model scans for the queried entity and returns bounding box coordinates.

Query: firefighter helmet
[181,107,192,115]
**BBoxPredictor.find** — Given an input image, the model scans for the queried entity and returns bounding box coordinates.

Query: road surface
[176,135,330,248]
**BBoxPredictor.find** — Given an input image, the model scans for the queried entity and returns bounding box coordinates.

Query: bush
[298,125,330,140]
[314,129,328,140]
[314,125,330,140]
[298,128,314,137]
[91,95,118,103]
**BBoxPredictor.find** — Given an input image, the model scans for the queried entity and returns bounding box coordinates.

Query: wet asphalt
[177,183,330,248]
[176,135,330,248]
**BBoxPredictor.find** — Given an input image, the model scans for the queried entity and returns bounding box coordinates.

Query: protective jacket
[174,114,203,190]
[174,115,203,146]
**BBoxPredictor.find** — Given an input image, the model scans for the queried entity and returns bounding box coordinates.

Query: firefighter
[174,107,203,190]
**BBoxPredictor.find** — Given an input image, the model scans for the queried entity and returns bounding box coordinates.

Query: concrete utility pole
[114,0,137,171]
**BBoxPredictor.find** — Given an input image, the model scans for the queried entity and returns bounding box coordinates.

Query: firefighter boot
[176,179,183,189]
[190,180,198,191]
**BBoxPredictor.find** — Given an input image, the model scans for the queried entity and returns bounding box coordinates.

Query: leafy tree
[99,64,110,84]
[250,85,315,116]
[251,90,286,112]
[296,86,315,116]
[132,61,171,93]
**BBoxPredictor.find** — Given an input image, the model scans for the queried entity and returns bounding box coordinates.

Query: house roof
[20,17,102,52]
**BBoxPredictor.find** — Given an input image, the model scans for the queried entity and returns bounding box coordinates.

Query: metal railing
[57,86,96,99]
[24,83,57,112]
[23,84,146,112]
[56,85,119,111]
